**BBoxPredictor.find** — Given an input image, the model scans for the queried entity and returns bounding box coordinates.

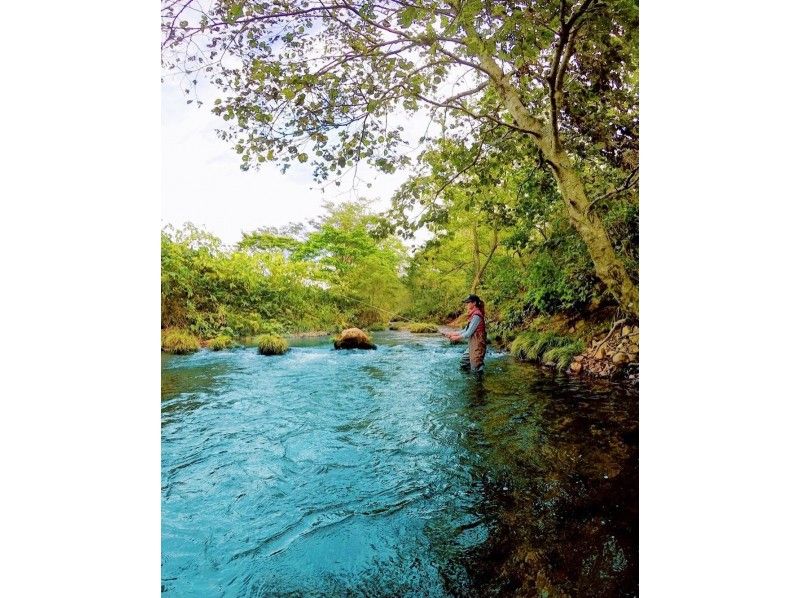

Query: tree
[162,0,639,315]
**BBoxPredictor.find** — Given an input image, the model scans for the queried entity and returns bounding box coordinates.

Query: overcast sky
[161,79,418,246]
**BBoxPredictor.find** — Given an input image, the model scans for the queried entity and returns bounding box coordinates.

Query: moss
[161,328,200,354]
[408,322,438,333]
[333,328,377,350]
[208,335,235,351]
[256,334,289,355]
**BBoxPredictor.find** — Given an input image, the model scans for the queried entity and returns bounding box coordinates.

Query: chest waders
[459,307,487,372]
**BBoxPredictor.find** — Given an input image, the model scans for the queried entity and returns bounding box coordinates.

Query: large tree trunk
[548,151,639,316]
[475,54,639,317]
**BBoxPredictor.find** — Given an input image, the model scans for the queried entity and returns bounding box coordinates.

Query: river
[162,331,638,596]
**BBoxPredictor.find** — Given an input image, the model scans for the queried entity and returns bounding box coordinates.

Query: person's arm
[450,315,481,342]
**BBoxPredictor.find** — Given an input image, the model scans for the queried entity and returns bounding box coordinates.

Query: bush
[162,328,200,354]
[408,322,438,333]
[256,334,289,355]
[208,335,234,351]
[524,251,594,315]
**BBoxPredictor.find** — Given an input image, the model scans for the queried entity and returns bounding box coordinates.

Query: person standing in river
[444,294,487,373]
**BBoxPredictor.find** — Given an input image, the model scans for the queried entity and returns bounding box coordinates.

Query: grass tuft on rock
[208,335,235,351]
[162,328,201,354]
[511,330,582,367]
[542,341,585,371]
[333,328,377,350]
[256,334,289,356]
[366,323,387,332]
[408,322,438,333]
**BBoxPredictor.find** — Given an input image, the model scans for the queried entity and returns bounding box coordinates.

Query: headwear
[462,294,481,304]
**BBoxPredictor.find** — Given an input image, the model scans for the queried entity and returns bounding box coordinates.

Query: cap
[462,294,481,304]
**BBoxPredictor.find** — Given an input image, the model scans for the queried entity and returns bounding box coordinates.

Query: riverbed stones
[612,352,629,365]
[570,361,583,374]
[333,327,377,350]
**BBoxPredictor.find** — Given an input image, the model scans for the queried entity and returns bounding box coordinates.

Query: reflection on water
[162,332,637,596]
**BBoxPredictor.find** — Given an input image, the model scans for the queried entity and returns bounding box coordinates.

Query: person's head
[462,294,484,311]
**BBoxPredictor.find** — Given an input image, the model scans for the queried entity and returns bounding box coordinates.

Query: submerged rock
[333,327,377,350]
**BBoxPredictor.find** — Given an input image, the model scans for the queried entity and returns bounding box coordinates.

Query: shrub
[161,328,200,354]
[523,237,595,315]
[208,335,234,351]
[256,334,289,355]
[408,322,438,333]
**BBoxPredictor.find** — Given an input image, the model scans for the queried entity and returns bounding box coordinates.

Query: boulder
[570,361,583,374]
[333,328,377,350]
[594,347,606,360]
[612,352,629,365]
[628,343,639,354]
[622,325,631,336]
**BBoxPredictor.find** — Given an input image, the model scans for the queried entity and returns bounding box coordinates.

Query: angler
[444,294,487,373]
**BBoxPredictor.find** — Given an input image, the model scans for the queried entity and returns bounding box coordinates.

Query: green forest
[162,0,639,376]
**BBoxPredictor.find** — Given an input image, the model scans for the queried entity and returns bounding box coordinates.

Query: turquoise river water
[162,331,638,596]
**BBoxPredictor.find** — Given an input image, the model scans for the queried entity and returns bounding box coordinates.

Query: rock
[628,343,638,354]
[622,325,631,336]
[574,355,585,362]
[594,347,606,359]
[575,320,586,331]
[612,352,629,365]
[333,328,377,350]
[570,361,583,374]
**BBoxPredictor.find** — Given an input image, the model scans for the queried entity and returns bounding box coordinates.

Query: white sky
[161,79,418,246]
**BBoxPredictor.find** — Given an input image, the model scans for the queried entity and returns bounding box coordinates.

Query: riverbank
[448,303,639,383]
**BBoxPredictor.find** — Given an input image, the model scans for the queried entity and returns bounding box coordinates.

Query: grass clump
[256,334,289,356]
[366,323,387,332]
[208,335,235,351]
[510,330,582,368]
[161,328,200,354]
[408,322,438,333]
[542,341,585,371]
